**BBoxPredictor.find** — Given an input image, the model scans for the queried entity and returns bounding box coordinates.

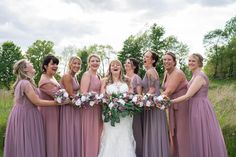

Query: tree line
[203,16,236,79]
[1,15,235,89]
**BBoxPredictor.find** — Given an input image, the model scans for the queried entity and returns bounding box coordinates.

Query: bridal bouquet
[136,94,171,110]
[72,92,103,108]
[53,89,69,104]
[102,92,142,126]
[153,95,171,110]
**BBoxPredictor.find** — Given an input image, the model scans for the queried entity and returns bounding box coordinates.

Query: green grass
[0,80,236,156]
[0,90,13,157]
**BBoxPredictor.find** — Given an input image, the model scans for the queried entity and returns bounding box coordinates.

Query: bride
[98,59,136,157]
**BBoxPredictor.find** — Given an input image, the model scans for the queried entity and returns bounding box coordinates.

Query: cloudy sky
[0,0,236,55]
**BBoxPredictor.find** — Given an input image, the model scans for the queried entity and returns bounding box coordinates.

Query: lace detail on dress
[98,82,136,157]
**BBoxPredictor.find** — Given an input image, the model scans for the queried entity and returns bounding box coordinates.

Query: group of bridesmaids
[4,50,228,157]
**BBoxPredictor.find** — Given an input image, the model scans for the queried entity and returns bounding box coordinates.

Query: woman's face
[45,60,58,76]
[70,58,81,73]
[124,59,134,72]
[25,61,36,77]
[143,51,153,68]
[163,54,175,70]
[188,55,199,71]
[110,61,122,76]
[89,56,100,71]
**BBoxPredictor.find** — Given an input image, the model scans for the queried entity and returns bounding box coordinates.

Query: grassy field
[0,80,236,157]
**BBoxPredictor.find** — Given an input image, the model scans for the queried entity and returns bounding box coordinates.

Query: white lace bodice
[98,81,136,157]
[106,82,128,95]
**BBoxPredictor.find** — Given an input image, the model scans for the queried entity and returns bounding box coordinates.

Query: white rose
[56,97,62,103]
[157,95,163,102]
[90,101,95,106]
[160,105,165,110]
[108,102,114,109]
[75,99,82,106]
[146,101,151,107]
[63,92,69,98]
[139,102,144,107]
[118,99,125,105]
[132,96,138,103]
[81,96,86,102]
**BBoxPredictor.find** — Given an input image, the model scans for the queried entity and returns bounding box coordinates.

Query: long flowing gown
[163,77,191,157]
[4,80,46,157]
[38,78,60,157]
[131,74,143,157]
[188,71,227,157]
[142,73,170,157]
[81,74,103,157]
[59,77,81,157]
[98,81,136,157]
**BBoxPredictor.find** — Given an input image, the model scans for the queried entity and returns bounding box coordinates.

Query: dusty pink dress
[38,78,60,157]
[163,75,191,157]
[59,76,81,157]
[81,74,103,157]
[188,71,227,157]
[4,80,46,157]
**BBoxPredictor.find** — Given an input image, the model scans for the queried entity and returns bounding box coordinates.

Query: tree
[203,29,227,78]
[25,40,55,84]
[0,41,23,89]
[61,46,78,75]
[118,23,189,78]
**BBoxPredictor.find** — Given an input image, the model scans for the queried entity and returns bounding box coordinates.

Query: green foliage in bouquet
[102,93,142,127]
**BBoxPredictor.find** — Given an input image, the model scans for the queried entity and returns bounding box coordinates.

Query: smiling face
[69,58,81,73]
[188,55,200,71]
[124,59,134,72]
[88,56,100,71]
[24,61,36,77]
[110,60,122,76]
[163,54,176,71]
[143,51,153,68]
[44,60,58,76]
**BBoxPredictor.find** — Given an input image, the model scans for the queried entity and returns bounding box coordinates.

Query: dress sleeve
[132,75,142,88]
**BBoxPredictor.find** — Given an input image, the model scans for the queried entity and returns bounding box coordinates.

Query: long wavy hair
[12,59,36,92]
[104,59,130,88]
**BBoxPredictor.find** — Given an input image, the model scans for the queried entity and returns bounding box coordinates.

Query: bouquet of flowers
[72,92,103,108]
[102,92,142,127]
[53,89,69,104]
[153,95,171,110]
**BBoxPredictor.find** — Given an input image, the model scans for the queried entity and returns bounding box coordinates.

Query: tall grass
[209,80,236,157]
[0,90,13,157]
[0,81,235,156]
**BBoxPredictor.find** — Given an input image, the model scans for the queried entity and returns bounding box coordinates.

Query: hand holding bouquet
[53,89,70,105]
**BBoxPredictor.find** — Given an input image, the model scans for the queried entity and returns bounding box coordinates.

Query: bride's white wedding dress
[98,82,136,157]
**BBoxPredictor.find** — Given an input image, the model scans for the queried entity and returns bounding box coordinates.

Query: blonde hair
[105,59,130,87]
[12,59,36,91]
[191,53,204,67]
[87,54,101,70]
[68,56,82,71]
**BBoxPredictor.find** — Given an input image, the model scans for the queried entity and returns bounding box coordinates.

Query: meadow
[0,80,235,157]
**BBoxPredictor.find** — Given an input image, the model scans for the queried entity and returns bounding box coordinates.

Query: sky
[0,0,236,56]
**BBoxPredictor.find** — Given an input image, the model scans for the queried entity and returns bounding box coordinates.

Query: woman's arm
[80,72,90,94]
[61,74,75,97]
[100,78,107,94]
[24,83,58,106]
[163,71,183,96]
[147,69,159,94]
[171,75,206,104]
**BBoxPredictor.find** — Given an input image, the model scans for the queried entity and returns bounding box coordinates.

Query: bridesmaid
[38,54,60,157]
[124,58,143,157]
[162,52,190,157]
[59,56,82,157]
[80,54,103,157]
[171,53,227,157]
[4,59,61,157]
[142,50,170,157]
